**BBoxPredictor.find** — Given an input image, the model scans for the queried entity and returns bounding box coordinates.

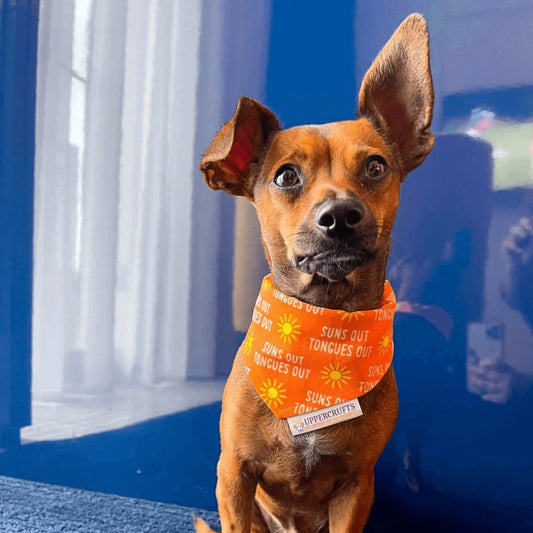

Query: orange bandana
[240,275,396,419]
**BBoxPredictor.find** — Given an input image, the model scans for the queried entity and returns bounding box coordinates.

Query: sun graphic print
[242,333,254,356]
[378,330,393,355]
[277,314,301,344]
[259,378,287,409]
[321,362,351,388]
[336,310,364,322]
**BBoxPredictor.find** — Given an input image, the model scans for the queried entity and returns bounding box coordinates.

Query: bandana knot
[240,275,396,419]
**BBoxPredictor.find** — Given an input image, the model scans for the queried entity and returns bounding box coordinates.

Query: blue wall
[0,0,38,446]
[265,0,356,127]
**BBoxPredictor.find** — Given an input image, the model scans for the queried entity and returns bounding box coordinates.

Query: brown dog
[196,14,434,533]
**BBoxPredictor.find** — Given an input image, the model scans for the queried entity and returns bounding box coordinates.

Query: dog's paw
[194,517,218,533]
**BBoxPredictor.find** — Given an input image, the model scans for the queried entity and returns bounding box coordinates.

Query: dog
[195,14,434,533]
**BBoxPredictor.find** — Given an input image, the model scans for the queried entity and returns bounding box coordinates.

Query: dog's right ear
[200,97,281,197]
[358,14,434,176]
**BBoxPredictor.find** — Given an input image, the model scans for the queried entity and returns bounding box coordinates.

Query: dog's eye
[273,166,301,188]
[365,156,388,179]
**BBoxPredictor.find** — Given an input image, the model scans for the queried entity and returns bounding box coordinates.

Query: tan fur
[195,518,216,533]
[197,14,434,533]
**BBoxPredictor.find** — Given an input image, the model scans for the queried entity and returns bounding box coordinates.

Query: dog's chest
[264,417,349,479]
[257,431,338,532]
[293,431,330,474]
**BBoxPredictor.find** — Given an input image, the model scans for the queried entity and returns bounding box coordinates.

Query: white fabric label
[287,398,363,435]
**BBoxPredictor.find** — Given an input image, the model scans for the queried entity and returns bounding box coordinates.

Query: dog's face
[251,120,400,299]
[200,14,434,307]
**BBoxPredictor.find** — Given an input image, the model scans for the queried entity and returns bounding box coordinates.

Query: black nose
[315,199,364,238]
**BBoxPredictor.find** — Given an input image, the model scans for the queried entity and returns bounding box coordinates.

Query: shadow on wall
[377,134,533,530]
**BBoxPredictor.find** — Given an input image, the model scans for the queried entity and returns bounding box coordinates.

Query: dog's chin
[310,273,348,286]
[295,251,375,284]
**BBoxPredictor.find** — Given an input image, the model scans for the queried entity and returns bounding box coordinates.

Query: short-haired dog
[196,14,434,533]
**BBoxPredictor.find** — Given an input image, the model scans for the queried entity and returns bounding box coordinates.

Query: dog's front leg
[216,451,257,533]
[328,470,375,533]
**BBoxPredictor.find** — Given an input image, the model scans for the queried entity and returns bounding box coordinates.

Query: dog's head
[200,14,434,308]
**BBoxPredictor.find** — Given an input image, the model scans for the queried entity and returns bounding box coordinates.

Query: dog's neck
[270,250,389,313]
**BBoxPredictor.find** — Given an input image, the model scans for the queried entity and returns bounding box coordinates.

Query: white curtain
[33,0,271,396]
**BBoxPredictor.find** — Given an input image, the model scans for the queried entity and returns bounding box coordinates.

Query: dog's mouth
[294,249,376,283]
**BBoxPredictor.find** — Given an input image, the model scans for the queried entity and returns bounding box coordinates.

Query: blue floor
[0,475,220,533]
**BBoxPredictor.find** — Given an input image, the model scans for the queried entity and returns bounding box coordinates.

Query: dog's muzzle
[294,198,377,282]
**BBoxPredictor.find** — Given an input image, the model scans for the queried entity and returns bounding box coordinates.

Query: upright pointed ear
[200,97,281,197]
[358,14,434,176]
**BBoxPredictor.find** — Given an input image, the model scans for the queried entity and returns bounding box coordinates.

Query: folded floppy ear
[200,97,281,197]
[358,13,434,176]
